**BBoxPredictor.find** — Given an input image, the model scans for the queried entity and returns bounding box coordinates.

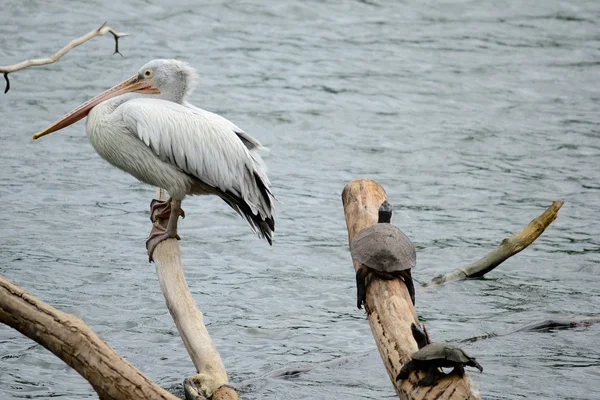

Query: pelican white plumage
[33,59,276,260]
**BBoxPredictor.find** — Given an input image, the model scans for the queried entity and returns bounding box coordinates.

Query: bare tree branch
[0,21,127,93]
[426,200,564,286]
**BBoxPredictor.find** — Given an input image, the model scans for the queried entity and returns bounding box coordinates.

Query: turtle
[396,323,483,386]
[350,200,416,309]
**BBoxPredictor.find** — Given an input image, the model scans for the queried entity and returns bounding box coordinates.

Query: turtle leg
[356,267,369,309]
[417,365,440,386]
[402,269,416,306]
[451,364,465,377]
[396,360,416,381]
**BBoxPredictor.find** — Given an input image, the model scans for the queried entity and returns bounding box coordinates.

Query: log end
[342,179,388,245]
[184,375,238,400]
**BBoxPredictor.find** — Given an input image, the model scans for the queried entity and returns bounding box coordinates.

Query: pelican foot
[146,232,180,262]
[150,198,185,222]
[150,199,185,222]
[146,218,181,262]
[149,199,170,222]
[146,198,185,262]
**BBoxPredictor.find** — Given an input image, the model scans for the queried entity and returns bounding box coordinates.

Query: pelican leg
[146,199,185,262]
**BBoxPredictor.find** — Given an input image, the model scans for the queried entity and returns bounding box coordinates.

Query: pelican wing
[184,102,264,151]
[119,98,274,221]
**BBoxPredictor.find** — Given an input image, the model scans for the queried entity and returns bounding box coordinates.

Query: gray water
[1,1,599,399]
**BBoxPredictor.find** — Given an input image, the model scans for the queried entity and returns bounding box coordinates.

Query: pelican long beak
[32,75,160,140]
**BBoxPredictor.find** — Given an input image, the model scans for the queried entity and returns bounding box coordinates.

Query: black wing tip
[265,216,275,232]
[258,219,274,246]
[217,188,275,246]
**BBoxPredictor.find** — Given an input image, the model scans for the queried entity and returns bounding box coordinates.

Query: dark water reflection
[1,1,599,399]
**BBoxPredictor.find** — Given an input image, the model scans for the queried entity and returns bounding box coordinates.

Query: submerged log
[460,316,600,343]
[427,200,563,286]
[0,275,178,400]
[342,178,480,400]
[150,188,239,400]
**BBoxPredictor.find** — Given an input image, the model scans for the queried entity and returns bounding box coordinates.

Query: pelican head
[33,59,196,140]
[139,59,197,103]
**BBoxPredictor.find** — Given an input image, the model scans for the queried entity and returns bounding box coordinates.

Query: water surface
[1,1,599,399]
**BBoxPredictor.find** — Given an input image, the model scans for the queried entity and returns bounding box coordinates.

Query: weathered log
[151,188,239,400]
[427,200,563,286]
[0,275,178,400]
[342,178,480,399]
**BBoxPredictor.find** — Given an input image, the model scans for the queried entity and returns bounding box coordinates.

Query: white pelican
[33,59,276,260]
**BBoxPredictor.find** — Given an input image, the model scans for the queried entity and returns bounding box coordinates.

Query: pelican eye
[143,69,153,78]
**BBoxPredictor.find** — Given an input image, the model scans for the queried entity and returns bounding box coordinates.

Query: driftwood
[460,316,600,344]
[0,21,127,93]
[428,201,564,286]
[151,188,239,400]
[0,275,178,400]
[342,178,480,399]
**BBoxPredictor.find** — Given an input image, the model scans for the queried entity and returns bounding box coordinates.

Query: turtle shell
[412,343,473,364]
[350,224,416,273]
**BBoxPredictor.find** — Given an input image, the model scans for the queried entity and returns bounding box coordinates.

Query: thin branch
[0,21,127,93]
[426,200,564,286]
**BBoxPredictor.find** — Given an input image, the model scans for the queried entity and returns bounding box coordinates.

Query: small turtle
[350,200,416,309]
[396,323,483,386]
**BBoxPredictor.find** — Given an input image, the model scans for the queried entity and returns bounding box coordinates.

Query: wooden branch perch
[0,274,178,400]
[150,188,239,400]
[342,179,480,399]
[427,200,563,286]
[0,21,127,93]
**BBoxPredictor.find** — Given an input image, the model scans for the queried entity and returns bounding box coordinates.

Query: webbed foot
[146,198,185,262]
[150,198,185,222]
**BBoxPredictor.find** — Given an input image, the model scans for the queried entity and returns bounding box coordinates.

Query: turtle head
[471,359,484,373]
[378,200,393,223]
